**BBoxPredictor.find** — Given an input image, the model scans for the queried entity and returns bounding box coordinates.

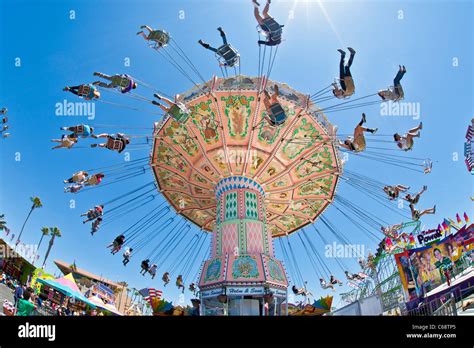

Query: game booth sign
[395,223,473,303]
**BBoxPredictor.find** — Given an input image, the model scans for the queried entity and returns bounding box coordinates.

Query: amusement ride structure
[51,1,444,316]
[151,76,341,314]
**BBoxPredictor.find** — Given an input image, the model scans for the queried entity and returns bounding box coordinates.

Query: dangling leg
[270,84,280,104]
[137,31,148,40]
[409,204,417,220]
[393,66,406,97]
[64,86,80,95]
[151,100,171,113]
[263,91,272,111]
[411,186,427,204]
[393,66,406,87]
[140,25,153,33]
[60,126,75,133]
[253,1,264,25]
[137,25,152,37]
[344,48,355,82]
[354,114,370,137]
[198,40,218,53]
[405,128,421,147]
[262,0,271,18]
[91,143,107,149]
[153,94,174,107]
[356,114,377,135]
[92,133,109,139]
[217,27,228,45]
[93,81,112,88]
[407,122,423,135]
[347,47,356,68]
[93,72,112,81]
[419,206,436,217]
[338,141,353,151]
[396,185,410,192]
[337,49,347,90]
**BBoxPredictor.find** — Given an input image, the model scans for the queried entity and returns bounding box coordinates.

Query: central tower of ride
[198,176,288,315]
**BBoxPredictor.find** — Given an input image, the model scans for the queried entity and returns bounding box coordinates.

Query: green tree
[0,214,7,231]
[42,227,61,268]
[37,227,50,250]
[16,196,43,244]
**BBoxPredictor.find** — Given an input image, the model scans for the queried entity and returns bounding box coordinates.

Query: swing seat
[106,137,124,151]
[268,103,287,126]
[259,17,283,43]
[71,124,85,135]
[87,210,97,219]
[78,85,92,98]
[395,85,405,100]
[168,103,190,123]
[149,30,170,48]
[112,75,133,88]
[216,44,240,67]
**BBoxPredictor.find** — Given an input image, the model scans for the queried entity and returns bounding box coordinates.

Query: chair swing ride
[56,1,437,315]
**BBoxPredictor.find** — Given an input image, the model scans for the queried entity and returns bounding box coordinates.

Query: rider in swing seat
[140,259,150,275]
[63,84,101,100]
[162,272,170,286]
[152,93,190,123]
[332,48,356,99]
[60,124,94,138]
[91,133,130,153]
[253,0,284,47]
[198,27,240,67]
[263,84,287,127]
[137,25,170,49]
[93,72,137,94]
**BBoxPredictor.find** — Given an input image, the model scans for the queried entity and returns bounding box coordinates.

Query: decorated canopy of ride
[151,76,342,236]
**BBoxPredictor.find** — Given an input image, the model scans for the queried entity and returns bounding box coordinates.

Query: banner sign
[227,287,265,296]
[395,224,473,301]
[200,288,224,299]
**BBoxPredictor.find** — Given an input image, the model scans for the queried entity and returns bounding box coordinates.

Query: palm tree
[16,196,43,245]
[0,214,7,231]
[42,227,61,268]
[37,227,50,250]
[32,227,50,263]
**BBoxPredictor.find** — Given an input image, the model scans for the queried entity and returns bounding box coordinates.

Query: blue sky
[0,0,472,309]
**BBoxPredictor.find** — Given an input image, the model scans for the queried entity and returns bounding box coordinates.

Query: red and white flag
[139,288,162,302]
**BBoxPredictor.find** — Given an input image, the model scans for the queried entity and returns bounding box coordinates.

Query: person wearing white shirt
[394,122,423,151]
[122,247,133,266]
